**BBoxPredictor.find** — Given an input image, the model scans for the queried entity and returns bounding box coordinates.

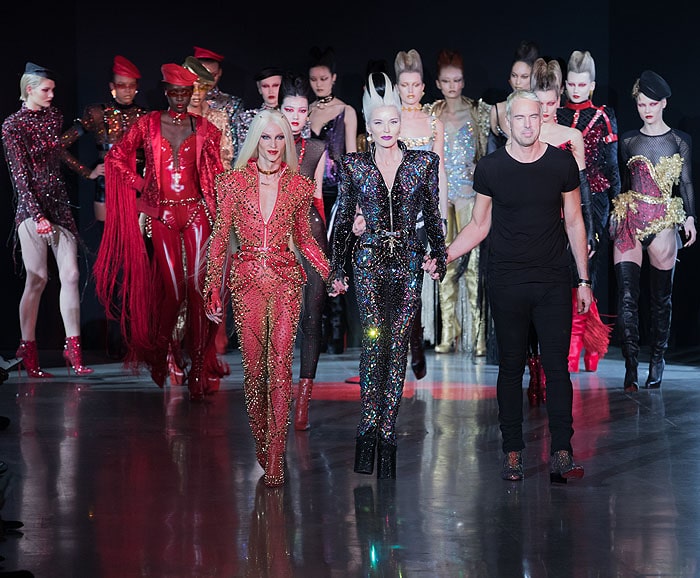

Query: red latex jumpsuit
[95,111,224,399]
[205,160,329,485]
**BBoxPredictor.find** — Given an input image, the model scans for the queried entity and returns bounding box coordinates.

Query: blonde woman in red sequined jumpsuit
[205,109,331,487]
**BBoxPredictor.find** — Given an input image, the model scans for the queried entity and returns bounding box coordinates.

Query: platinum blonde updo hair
[394,48,424,81]
[567,50,596,82]
[362,72,402,125]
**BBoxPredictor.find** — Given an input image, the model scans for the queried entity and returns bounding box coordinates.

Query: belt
[159,196,202,206]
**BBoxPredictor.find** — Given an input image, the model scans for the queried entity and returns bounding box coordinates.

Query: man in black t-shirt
[447,90,592,483]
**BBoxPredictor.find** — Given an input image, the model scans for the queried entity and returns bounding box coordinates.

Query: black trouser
[489,281,574,454]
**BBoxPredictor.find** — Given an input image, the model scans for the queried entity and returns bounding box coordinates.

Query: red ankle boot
[63,336,94,375]
[16,340,54,378]
[294,378,313,431]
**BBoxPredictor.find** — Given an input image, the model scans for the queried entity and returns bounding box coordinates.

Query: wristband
[577,278,592,288]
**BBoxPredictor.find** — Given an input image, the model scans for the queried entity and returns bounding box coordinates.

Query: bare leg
[50,225,81,337]
[17,219,50,341]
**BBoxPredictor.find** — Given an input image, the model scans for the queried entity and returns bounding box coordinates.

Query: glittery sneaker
[549,450,585,484]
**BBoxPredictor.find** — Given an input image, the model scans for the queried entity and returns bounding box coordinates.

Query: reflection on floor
[0,346,699,577]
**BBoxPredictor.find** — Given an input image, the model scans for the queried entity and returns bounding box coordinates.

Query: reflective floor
[0,345,699,577]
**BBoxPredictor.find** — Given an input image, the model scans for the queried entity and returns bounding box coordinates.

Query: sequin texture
[2,104,80,236]
[205,160,330,466]
[330,145,446,443]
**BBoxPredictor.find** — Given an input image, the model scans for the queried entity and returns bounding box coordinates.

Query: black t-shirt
[474,144,580,286]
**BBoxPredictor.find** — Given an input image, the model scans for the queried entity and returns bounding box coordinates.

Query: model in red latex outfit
[95,63,224,400]
[2,62,102,378]
[204,109,332,486]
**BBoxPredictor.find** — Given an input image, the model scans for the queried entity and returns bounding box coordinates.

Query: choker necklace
[401,105,422,113]
[316,94,335,109]
[167,109,187,125]
[257,164,281,176]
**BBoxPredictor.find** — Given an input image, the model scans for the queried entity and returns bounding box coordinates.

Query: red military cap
[160,63,198,86]
[113,55,141,79]
[193,46,224,62]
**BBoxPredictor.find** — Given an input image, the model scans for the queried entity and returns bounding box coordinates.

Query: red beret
[113,55,141,79]
[161,63,198,87]
[193,46,224,62]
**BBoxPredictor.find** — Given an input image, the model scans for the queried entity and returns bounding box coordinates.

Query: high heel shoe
[16,340,54,378]
[354,430,377,474]
[294,378,313,431]
[63,336,94,375]
[376,440,397,479]
[549,450,584,483]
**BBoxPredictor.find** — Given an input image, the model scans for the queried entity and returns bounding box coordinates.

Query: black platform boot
[409,300,426,380]
[377,439,397,479]
[615,262,641,392]
[354,429,377,474]
[646,267,673,388]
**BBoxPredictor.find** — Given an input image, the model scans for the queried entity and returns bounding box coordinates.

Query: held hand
[329,277,349,297]
[352,213,366,236]
[90,163,105,180]
[682,217,696,247]
[205,291,224,324]
[422,255,440,280]
[576,285,593,315]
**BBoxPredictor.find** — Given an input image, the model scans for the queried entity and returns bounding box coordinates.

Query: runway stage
[0,346,698,577]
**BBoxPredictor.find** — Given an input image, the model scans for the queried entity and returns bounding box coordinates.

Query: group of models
[2,41,694,485]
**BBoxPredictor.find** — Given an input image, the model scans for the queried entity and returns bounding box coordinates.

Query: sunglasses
[165,88,194,97]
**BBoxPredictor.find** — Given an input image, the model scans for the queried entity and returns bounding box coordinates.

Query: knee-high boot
[615,262,641,392]
[646,266,673,388]
[409,300,426,379]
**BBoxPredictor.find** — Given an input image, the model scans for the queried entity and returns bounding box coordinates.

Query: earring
[111,89,116,99]
[366,133,373,143]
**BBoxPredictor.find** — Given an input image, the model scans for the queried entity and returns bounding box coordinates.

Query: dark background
[1,1,698,357]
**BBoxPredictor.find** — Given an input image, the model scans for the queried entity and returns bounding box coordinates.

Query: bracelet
[577,279,592,288]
